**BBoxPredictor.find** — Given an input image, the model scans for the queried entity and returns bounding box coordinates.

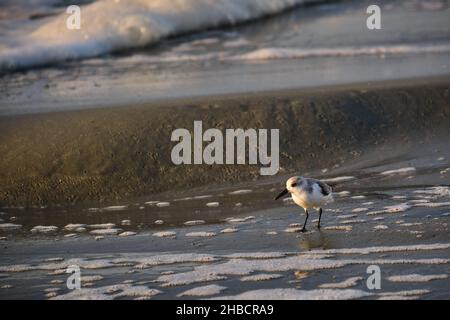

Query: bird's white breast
[291,184,332,209]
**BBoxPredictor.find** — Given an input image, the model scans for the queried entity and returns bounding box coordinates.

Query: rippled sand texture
[1,77,449,206]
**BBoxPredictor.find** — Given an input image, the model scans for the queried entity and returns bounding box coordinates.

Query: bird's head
[274,176,302,200]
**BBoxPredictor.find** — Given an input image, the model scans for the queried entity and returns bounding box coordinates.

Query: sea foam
[0,0,314,71]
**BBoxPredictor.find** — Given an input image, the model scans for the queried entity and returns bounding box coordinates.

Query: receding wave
[230,44,450,61]
[110,43,450,64]
[0,0,317,72]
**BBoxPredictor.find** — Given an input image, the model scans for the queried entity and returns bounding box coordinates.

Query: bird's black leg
[301,209,309,232]
[317,208,323,229]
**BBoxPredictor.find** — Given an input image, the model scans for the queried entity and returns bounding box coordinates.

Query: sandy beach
[1,76,450,299]
[1,76,450,206]
[1,0,450,300]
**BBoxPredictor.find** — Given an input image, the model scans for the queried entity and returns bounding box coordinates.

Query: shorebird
[275,176,333,232]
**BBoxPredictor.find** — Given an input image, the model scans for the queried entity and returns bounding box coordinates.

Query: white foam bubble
[227,216,255,223]
[50,280,64,285]
[240,274,283,282]
[212,288,372,300]
[206,202,220,208]
[89,228,121,235]
[399,222,423,227]
[185,231,216,237]
[380,167,416,175]
[160,273,227,287]
[1,284,13,289]
[30,226,58,233]
[414,201,450,208]
[156,202,170,207]
[284,227,302,233]
[152,231,176,238]
[102,205,128,211]
[184,220,206,226]
[318,276,363,289]
[0,223,22,230]
[387,274,448,282]
[413,186,450,197]
[337,214,358,219]
[81,275,104,283]
[88,223,116,229]
[384,203,412,213]
[229,189,253,195]
[410,199,430,203]
[119,231,137,237]
[340,219,366,224]
[64,233,77,238]
[351,208,369,213]
[226,252,288,259]
[44,257,64,263]
[114,253,218,269]
[64,224,87,231]
[323,226,352,231]
[193,195,213,200]
[220,228,238,234]
[51,284,161,300]
[178,284,227,297]
[336,191,351,197]
[309,243,450,255]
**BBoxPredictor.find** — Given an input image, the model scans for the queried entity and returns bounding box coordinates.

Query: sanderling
[275,176,333,231]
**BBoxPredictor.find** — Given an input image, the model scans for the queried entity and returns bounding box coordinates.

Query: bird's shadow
[297,229,336,251]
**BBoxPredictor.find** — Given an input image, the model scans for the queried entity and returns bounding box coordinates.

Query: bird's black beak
[274,188,288,200]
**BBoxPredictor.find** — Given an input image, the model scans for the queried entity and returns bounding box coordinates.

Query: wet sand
[1,76,450,299]
[1,76,450,207]
[1,0,450,300]
[1,124,450,299]
[1,166,450,299]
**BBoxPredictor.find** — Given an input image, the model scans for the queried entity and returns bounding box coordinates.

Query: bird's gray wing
[310,179,332,196]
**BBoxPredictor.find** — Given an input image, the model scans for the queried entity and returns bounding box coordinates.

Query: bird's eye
[291,183,297,188]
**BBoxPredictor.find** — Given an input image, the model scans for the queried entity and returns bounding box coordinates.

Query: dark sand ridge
[1,77,449,206]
